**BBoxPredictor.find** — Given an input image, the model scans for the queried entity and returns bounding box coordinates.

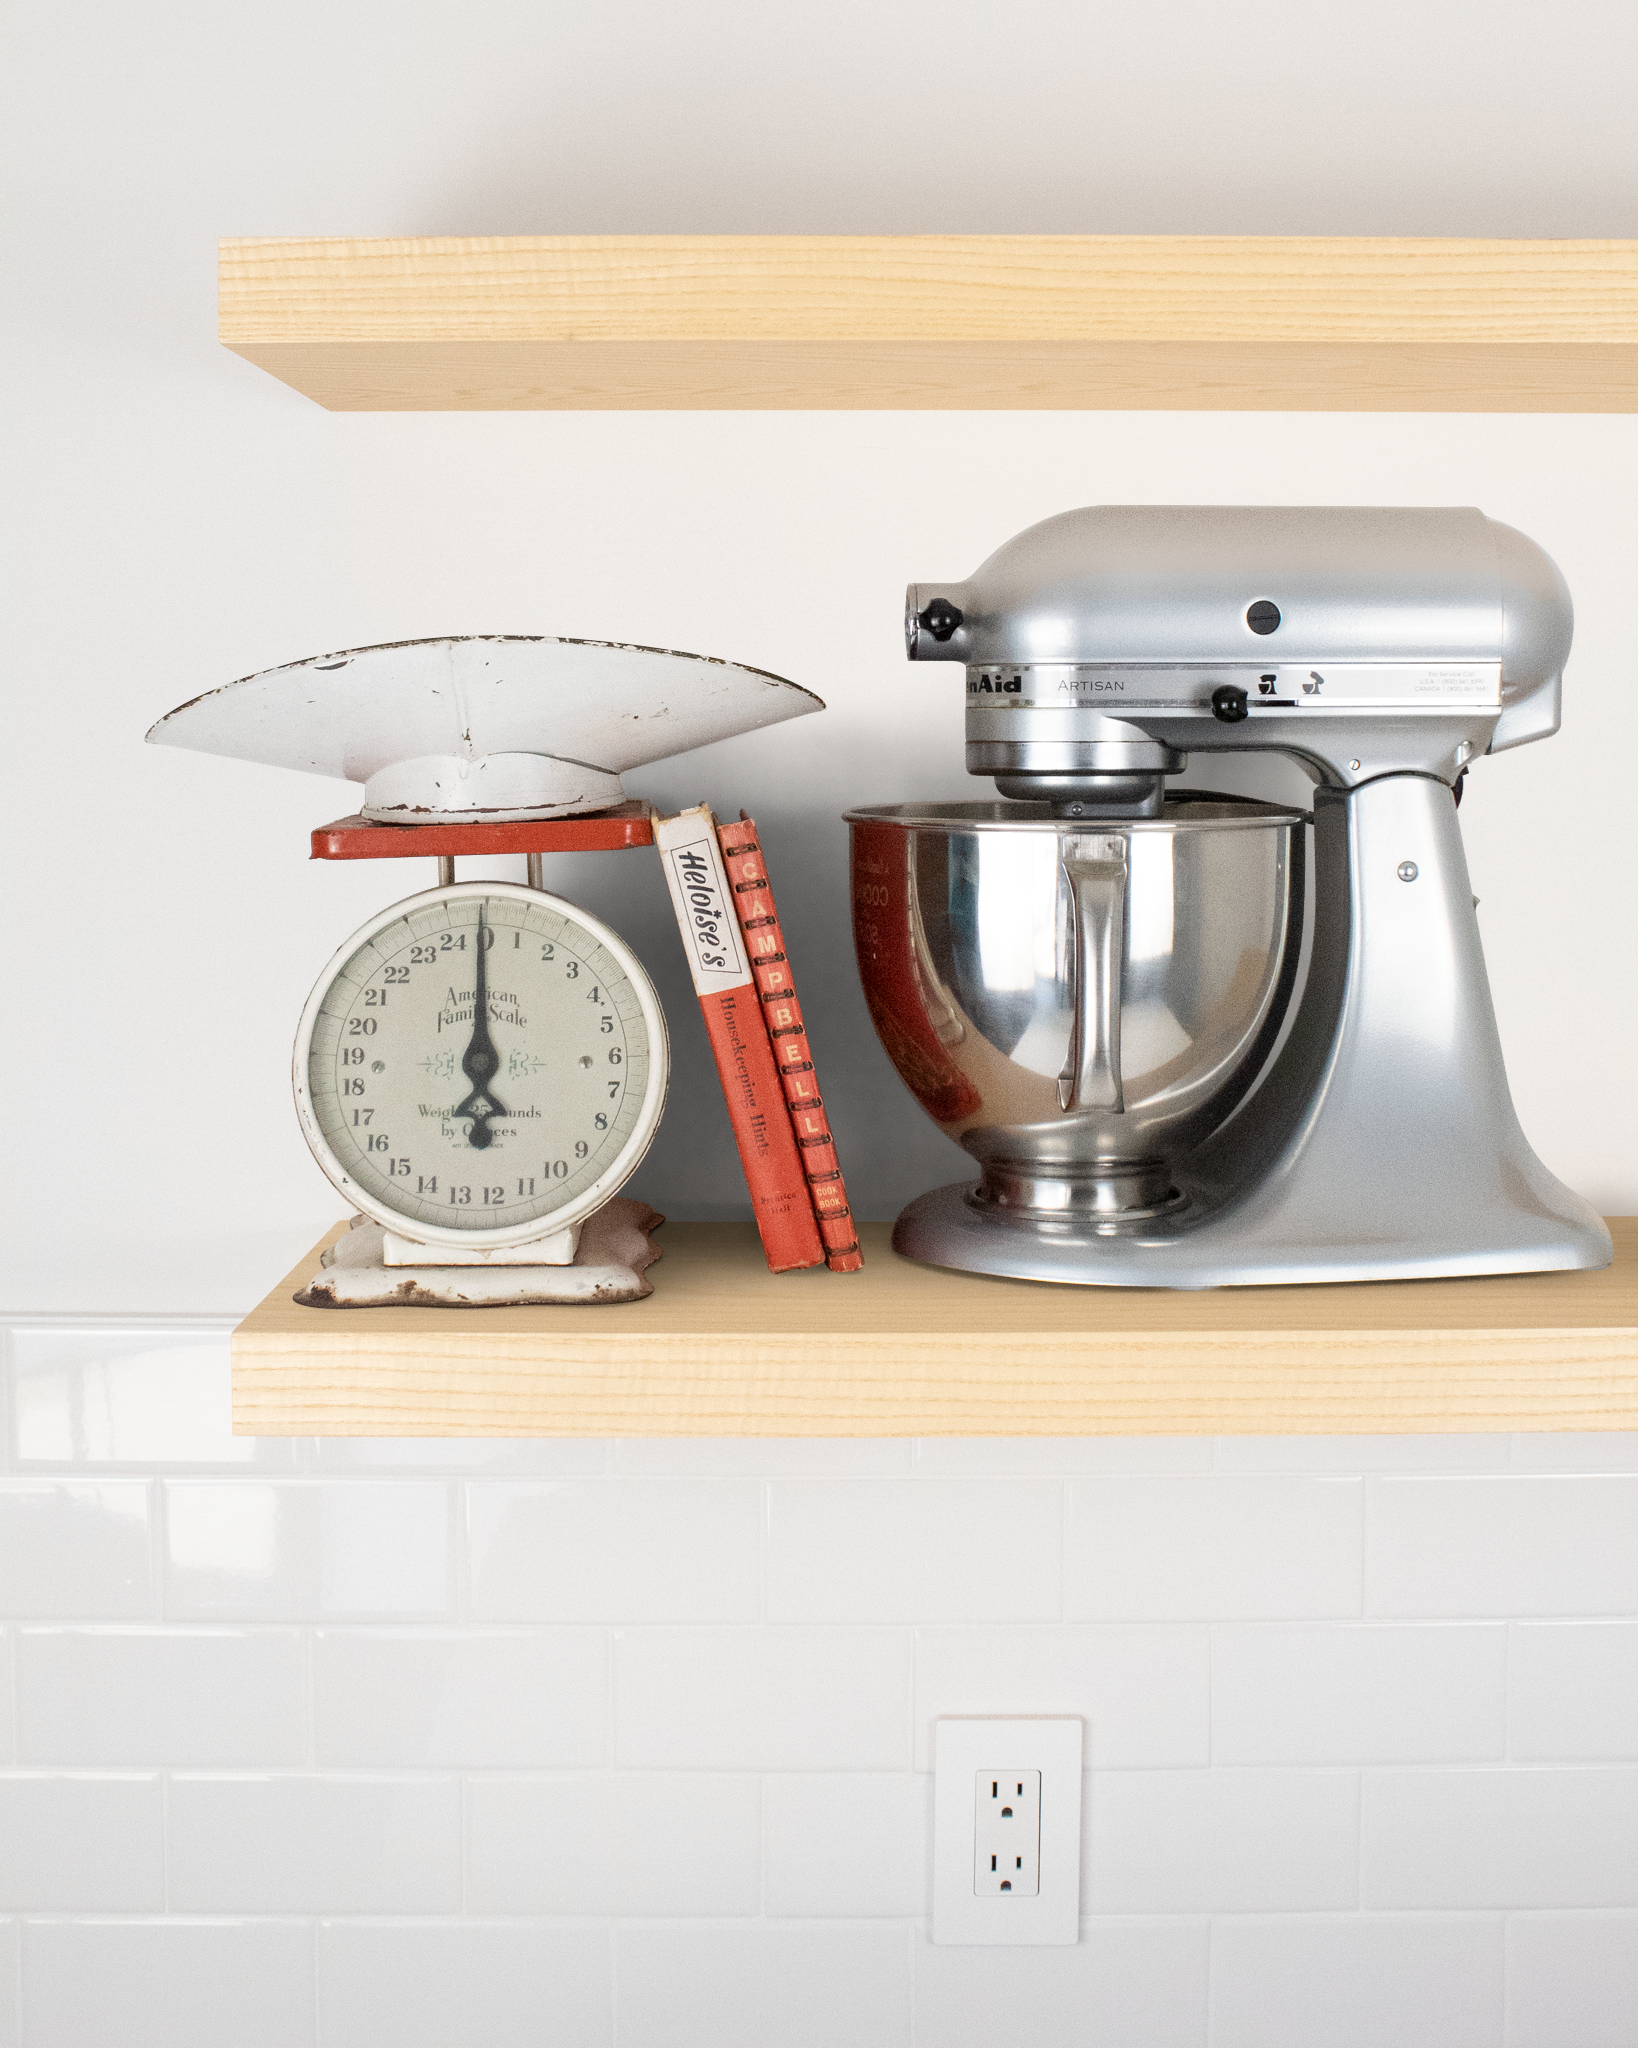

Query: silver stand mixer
[847,505,1612,1288]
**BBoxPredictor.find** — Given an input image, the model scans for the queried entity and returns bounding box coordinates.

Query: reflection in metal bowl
[847,798,1306,1222]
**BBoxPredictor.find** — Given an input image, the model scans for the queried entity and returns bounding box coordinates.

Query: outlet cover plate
[932,1715,1082,1945]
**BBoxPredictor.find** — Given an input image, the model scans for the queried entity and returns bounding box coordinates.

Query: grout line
[0,1328,12,1476]
[451,1482,469,1627]
[757,1771,768,1919]
[605,1627,618,1772]
[459,1773,470,1918]
[150,1476,166,1623]
[302,1624,317,1771]
[609,1916,621,2048]
[757,1479,771,1626]
[159,1765,171,1915]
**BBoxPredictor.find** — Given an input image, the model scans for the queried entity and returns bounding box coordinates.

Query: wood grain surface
[231,1218,1638,1439]
[217,237,1638,412]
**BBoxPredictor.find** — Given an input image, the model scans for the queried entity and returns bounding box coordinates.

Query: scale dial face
[293,883,668,1249]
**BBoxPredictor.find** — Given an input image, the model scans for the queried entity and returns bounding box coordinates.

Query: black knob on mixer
[1211,685,1250,724]
[918,598,965,642]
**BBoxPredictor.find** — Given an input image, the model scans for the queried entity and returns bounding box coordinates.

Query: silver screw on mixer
[1398,861,1419,882]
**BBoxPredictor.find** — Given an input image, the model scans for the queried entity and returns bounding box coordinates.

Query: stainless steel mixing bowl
[847,797,1307,1219]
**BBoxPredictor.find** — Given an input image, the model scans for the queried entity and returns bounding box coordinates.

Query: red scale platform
[310,801,656,860]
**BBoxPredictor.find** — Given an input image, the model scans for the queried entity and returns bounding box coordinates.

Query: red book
[654,806,825,1274]
[717,814,863,1273]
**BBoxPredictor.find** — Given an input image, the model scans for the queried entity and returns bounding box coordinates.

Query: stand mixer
[847,505,1612,1288]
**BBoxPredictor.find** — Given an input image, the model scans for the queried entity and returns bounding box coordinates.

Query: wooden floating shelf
[218,235,1638,414]
[232,1218,1638,1438]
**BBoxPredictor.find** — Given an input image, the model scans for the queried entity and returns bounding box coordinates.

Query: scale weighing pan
[146,634,824,821]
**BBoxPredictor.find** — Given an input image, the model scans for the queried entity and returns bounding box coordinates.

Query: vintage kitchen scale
[850,504,1612,1289]
[148,635,822,1304]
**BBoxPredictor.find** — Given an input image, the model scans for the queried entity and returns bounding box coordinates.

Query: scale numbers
[293,883,669,1248]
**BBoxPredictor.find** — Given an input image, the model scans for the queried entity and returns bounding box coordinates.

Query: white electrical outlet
[932,1717,1082,1945]
[974,1769,1041,1895]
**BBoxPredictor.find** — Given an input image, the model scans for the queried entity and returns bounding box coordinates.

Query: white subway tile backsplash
[616,1438,912,1474]
[1505,1911,1638,2048]
[320,1485,453,1616]
[314,1628,607,1767]
[1067,1477,1363,1620]
[0,1920,13,2048]
[1215,1435,1512,1473]
[312,1436,609,1474]
[1366,1477,1638,1616]
[1508,1624,1638,1760]
[317,1921,612,2048]
[912,1624,1209,1770]
[468,1774,760,1916]
[616,1924,912,2048]
[766,1479,1062,1622]
[16,1628,304,1765]
[1212,1624,1507,1764]
[615,1627,909,1770]
[167,1774,462,1912]
[913,1919,1209,2048]
[7,1330,275,1469]
[21,1918,314,2048]
[1510,1433,1638,1472]
[163,1482,452,1620]
[1362,1768,1638,1908]
[4,1305,1638,2039]
[0,1483,153,1619]
[916,1438,1214,1474]
[1209,1914,1504,2048]
[764,1773,927,1916]
[467,1480,761,1622]
[0,1775,163,1910]
[1088,1769,1358,1914]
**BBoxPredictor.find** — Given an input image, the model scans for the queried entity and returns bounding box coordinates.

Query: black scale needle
[452,906,507,1148]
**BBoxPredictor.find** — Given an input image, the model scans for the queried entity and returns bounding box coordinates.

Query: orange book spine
[717,816,864,1273]
[654,806,824,1275]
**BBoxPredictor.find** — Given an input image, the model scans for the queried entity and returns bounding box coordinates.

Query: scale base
[297,1198,664,1308]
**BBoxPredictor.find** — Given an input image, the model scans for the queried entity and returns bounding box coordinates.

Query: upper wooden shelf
[232,1218,1638,1438]
[218,235,1638,413]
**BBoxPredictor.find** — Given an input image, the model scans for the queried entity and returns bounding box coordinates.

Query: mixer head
[906,506,1572,813]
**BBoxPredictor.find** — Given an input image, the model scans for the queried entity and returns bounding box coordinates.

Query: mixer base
[893,1180,1614,1291]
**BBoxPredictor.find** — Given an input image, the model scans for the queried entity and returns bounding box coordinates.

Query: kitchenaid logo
[967,674,1023,694]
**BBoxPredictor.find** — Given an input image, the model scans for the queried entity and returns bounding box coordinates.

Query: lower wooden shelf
[232,1218,1638,1438]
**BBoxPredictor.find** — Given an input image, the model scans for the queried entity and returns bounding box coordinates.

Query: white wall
[7,1,1638,2041]
[6,0,1638,1311]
